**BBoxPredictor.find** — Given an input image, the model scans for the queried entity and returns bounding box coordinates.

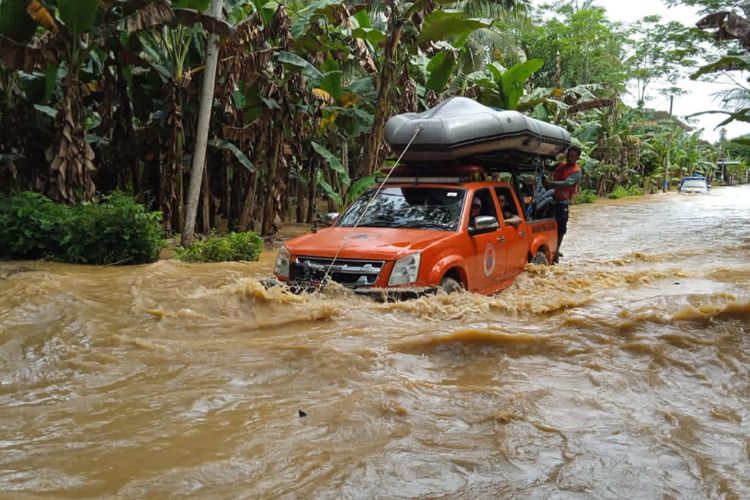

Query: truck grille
[290,256,385,287]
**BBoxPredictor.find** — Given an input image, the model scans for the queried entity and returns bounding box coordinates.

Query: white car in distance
[678,176,710,194]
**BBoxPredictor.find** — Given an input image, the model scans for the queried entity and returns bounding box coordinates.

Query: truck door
[495,186,530,279]
[466,188,503,292]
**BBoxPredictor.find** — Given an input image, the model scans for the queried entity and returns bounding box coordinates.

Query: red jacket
[552,162,582,202]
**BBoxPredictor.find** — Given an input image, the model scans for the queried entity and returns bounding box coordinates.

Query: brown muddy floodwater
[1,187,749,498]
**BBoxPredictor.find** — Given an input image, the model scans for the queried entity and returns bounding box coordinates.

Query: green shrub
[175,231,263,263]
[607,186,629,199]
[0,192,68,260]
[626,185,644,196]
[575,189,597,204]
[608,185,644,199]
[62,193,163,264]
[0,191,163,264]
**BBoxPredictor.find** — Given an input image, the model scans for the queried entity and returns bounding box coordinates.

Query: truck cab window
[469,188,498,228]
[494,187,518,216]
[494,186,523,227]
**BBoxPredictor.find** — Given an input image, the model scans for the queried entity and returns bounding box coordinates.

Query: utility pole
[182,0,224,247]
[663,95,673,193]
[719,128,727,184]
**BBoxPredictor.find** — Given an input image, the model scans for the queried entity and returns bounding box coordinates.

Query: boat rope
[317,125,424,290]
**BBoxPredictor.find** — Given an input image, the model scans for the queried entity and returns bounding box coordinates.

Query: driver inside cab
[499,193,522,227]
[469,197,482,228]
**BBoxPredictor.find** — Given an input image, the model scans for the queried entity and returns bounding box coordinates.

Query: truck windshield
[337,187,466,231]
[682,179,707,188]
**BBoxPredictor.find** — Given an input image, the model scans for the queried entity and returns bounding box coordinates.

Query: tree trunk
[177,156,185,230]
[114,58,138,193]
[161,83,183,233]
[182,0,223,247]
[219,160,229,220]
[49,68,97,203]
[261,125,283,235]
[229,167,244,231]
[357,12,404,177]
[207,150,218,230]
[597,177,606,196]
[296,178,305,222]
[282,158,292,222]
[238,170,256,231]
[140,140,160,210]
[306,160,318,224]
[198,163,210,234]
[341,138,349,178]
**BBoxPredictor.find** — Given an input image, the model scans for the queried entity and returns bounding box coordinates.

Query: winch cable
[317,125,423,290]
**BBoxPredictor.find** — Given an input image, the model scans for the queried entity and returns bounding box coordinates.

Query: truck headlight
[274,246,291,278]
[388,253,421,286]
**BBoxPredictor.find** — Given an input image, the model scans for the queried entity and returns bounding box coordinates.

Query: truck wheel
[439,276,463,294]
[531,250,548,265]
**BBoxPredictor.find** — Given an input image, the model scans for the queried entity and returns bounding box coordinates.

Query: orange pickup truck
[273,170,558,296]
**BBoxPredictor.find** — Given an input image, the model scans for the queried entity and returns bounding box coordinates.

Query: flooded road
[1,186,749,498]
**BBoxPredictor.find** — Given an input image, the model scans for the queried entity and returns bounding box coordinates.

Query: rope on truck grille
[317,125,424,290]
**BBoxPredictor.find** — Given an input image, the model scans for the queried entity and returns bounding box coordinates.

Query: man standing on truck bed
[545,145,582,262]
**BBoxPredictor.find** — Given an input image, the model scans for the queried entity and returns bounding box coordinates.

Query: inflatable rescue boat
[384,97,571,164]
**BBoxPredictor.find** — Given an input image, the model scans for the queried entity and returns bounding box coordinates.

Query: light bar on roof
[377,176,463,184]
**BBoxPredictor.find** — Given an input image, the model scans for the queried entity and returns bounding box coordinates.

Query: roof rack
[395,150,558,174]
[376,175,468,184]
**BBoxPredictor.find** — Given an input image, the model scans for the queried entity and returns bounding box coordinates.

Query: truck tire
[531,250,548,265]
[439,276,463,294]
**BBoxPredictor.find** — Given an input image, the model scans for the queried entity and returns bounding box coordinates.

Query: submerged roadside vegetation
[1,0,750,263]
[0,191,261,265]
[0,191,163,264]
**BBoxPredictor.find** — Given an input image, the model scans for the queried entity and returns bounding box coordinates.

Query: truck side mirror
[324,212,339,225]
[468,215,499,236]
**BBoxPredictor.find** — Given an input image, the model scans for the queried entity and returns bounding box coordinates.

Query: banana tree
[139,23,209,231]
[0,0,230,207]
[465,58,543,110]
[130,0,233,232]
[1,0,163,202]
[572,103,657,193]
[214,3,321,235]
[310,140,378,212]
[357,4,495,176]
[519,84,615,124]
[277,1,380,225]
[0,0,40,189]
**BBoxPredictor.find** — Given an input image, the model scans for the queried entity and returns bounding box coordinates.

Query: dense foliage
[0,0,748,245]
[0,192,68,260]
[0,191,163,264]
[175,231,262,262]
[576,189,598,204]
[608,185,645,199]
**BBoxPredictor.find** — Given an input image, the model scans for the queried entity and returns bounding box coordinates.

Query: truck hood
[285,227,455,260]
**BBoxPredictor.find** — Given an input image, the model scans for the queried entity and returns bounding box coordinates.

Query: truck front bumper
[261,278,437,301]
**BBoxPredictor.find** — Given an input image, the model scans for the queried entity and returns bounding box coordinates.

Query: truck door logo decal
[484,244,496,276]
[531,220,556,234]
